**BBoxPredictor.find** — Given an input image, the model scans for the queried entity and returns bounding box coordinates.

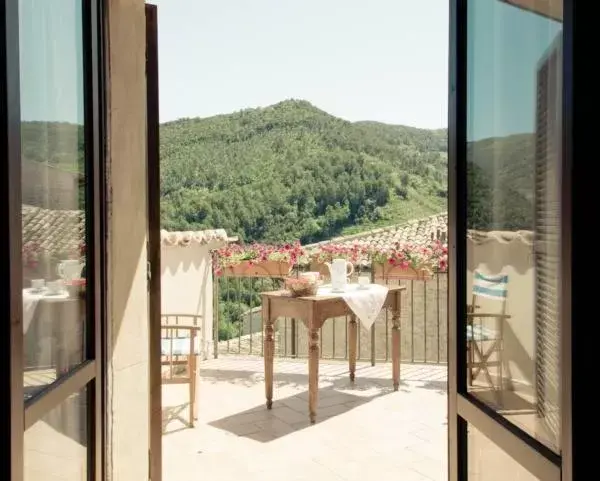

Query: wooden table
[261,285,405,423]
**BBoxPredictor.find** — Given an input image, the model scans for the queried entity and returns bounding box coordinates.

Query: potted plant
[306,243,368,277]
[369,239,448,281]
[214,241,305,278]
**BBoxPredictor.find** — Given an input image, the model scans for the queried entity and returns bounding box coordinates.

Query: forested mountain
[20,103,537,241]
[467,133,535,231]
[160,99,448,243]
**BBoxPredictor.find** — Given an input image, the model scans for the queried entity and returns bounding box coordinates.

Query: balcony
[160,231,449,481]
[162,356,447,481]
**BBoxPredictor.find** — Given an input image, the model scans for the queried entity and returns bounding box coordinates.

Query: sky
[154,0,449,129]
[467,0,562,140]
[19,0,84,124]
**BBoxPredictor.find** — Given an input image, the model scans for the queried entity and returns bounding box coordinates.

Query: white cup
[31,279,45,291]
[358,275,371,288]
[46,280,64,295]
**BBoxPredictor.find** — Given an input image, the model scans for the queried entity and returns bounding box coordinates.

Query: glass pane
[465,0,562,452]
[25,387,89,481]
[19,0,88,400]
[468,423,540,481]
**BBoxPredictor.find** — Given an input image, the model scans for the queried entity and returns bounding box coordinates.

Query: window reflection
[466,0,562,452]
[25,388,88,481]
[20,0,88,400]
[468,423,540,481]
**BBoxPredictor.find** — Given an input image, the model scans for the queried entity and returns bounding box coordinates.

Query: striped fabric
[473,270,508,300]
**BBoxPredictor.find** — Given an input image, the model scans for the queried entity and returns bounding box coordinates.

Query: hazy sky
[154,0,449,128]
[468,0,562,141]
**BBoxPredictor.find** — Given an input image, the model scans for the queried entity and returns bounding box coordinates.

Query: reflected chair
[467,271,510,404]
[161,314,203,427]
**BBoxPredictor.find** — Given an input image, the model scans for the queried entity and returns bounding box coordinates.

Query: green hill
[467,133,535,231]
[160,99,448,243]
[19,107,537,239]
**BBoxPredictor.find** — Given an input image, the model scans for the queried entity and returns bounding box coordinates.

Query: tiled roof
[22,205,84,254]
[306,212,448,250]
[23,205,232,253]
[160,229,231,247]
[467,230,533,245]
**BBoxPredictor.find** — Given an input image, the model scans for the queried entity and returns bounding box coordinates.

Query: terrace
[160,214,451,481]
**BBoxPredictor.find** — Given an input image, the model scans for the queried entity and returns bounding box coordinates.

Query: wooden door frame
[146,4,162,481]
[447,0,574,479]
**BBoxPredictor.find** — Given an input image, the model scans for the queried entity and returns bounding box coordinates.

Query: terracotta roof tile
[22,205,84,255]
[306,212,448,250]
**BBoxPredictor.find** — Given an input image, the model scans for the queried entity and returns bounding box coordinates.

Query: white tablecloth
[22,288,69,333]
[317,284,389,330]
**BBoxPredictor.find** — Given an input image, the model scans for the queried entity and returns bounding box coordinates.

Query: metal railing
[213,272,448,364]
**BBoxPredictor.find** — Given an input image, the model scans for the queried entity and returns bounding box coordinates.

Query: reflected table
[261,285,405,423]
[23,289,86,398]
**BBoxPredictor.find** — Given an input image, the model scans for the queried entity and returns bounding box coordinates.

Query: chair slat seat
[161,337,201,356]
[466,324,498,342]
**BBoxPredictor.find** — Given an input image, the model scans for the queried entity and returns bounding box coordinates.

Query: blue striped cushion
[161,337,201,356]
[466,324,498,342]
[473,271,508,300]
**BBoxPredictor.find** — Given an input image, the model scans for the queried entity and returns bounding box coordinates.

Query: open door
[448,0,570,480]
[146,4,162,481]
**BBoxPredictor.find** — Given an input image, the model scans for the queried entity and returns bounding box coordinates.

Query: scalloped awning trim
[160,229,231,247]
[467,230,534,245]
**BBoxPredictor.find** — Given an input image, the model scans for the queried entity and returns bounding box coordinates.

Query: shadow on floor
[198,363,447,394]
[162,403,192,435]
[208,381,393,442]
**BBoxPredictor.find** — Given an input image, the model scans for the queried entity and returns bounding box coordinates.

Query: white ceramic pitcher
[324,258,354,292]
[57,259,83,281]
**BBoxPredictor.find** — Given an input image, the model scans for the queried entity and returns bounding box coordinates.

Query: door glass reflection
[24,387,88,481]
[20,0,88,400]
[468,423,540,481]
[466,0,563,452]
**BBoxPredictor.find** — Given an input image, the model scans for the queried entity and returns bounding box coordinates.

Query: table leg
[391,300,401,391]
[348,315,357,382]
[263,301,274,409]
[308,327,320,423]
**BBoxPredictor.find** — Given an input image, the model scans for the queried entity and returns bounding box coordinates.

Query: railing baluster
[424,278,428,363]
[284,317,288,357]
[237,276,242,354]
[290,318,296,358]
[249,279,254,355]
[332,318,336,359]
[370,324,376,366]
[226,276,230,352]
[320,327,323,359]
[437,273,441,363]
[410,279,414,363]
[344,315,348,360]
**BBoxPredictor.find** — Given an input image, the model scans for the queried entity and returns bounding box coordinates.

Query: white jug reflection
[57,259,83,281]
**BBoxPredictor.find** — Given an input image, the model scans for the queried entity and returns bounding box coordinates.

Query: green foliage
[217,276,281,341]
[160,99,448,243]
[467,133,535,231]
[22,121,85,173]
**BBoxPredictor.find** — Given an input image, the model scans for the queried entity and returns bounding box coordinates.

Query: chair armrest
[466,313,510,319]
[161,325,202,331]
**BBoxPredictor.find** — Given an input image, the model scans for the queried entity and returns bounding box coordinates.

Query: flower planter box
[372,263,433,281]
[309,262,331,278]
[221,260,293,278]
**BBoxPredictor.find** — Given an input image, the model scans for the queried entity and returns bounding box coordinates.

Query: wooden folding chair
[161,314,202,427]
[467,271,510,405]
